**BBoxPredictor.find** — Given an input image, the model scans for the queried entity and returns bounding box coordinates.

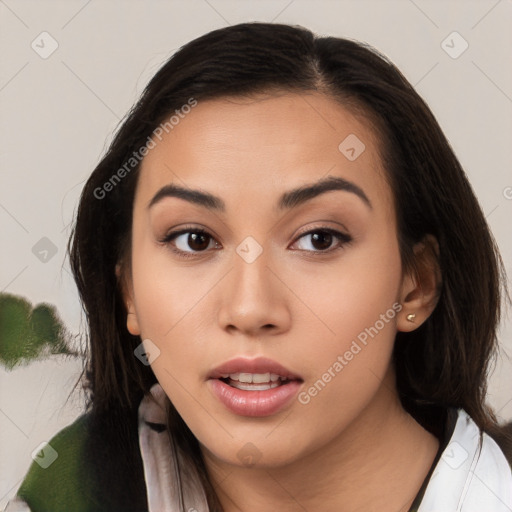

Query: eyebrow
[148,175,372,211]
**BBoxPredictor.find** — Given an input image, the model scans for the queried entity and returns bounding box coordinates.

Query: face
[121,91,417,469]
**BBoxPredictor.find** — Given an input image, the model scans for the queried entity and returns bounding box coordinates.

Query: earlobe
[126,309,141,336]
[115,262,141,336]
[397,235,442,333]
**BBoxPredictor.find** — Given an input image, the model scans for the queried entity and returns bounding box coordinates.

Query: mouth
[208,357,303,416]
[209,356,303,386]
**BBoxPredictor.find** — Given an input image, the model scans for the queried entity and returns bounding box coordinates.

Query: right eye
[159,227,221,259]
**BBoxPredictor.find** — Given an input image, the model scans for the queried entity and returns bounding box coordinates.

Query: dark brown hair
[68,22,511,510]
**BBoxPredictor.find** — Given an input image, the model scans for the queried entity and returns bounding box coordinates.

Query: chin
[199,431,313,470]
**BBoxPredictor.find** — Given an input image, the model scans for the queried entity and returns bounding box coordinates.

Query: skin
[120,91,442,511]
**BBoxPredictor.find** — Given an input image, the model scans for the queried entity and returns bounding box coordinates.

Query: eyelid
[292,222,351,241]
[159,225,213,244]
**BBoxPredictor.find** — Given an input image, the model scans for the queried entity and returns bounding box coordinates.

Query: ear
[397,235,442,332]
[116,262,141,336]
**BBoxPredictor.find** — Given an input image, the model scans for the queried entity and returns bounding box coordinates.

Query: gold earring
[406,313,416,322]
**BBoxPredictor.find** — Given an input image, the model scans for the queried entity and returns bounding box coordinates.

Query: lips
[208,357,303,417]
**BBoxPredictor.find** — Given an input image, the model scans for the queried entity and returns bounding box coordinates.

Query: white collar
[138,384,512,512]
[138,384,209,512]
[418,408,512,511]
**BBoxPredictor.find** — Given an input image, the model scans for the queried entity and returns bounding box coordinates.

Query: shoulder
[10,402,149,512]
[14,413,103,512]
[418,408,512,512]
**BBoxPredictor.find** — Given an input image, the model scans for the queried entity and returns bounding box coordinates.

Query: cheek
[131,263,214,392]
[284,232,402,349]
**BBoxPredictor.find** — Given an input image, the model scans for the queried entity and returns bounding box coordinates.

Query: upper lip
[209,357,303,381]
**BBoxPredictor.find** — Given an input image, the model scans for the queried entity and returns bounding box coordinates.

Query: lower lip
[208,379,302,417]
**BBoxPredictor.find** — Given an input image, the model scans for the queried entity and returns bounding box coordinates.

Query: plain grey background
[1,0,511,507]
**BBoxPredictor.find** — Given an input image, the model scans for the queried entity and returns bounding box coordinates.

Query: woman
[9,22,512,512]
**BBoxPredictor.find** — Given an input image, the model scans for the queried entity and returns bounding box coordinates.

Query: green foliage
[0,293,76,369]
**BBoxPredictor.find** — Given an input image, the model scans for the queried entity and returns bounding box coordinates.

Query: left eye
[292,229,352,252]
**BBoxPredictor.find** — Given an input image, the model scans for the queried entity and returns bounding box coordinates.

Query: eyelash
[159,225,352,260]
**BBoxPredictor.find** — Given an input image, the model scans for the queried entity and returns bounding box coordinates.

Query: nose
[217,244,292,338]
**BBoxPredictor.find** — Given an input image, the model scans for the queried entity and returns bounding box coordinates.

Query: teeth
[220,372,290,390]
[252,373,271,383]
[230,381,281,391]
[226,372,285,383]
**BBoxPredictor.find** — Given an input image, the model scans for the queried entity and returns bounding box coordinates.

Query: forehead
[136,91,391,212]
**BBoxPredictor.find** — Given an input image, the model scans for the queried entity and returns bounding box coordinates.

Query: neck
[202,369,440,512]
